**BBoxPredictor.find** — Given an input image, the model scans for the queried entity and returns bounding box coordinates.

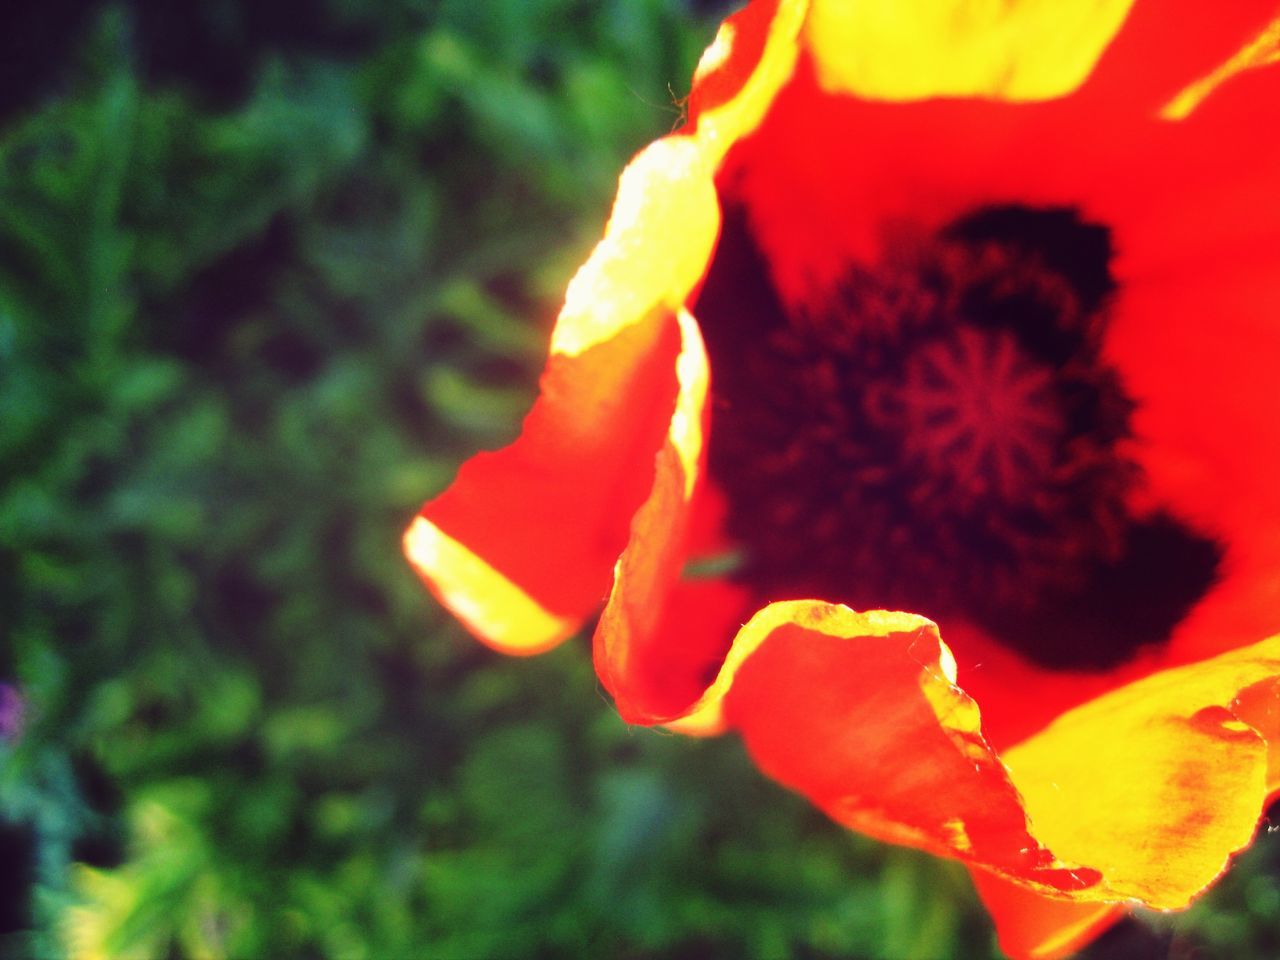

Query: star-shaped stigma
[895,327,1064,507]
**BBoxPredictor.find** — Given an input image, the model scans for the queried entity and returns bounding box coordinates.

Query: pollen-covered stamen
[698,203,1222,671]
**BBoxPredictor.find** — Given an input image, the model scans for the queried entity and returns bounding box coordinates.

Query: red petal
[716,603,1097,891]
[406,131,728,653]
[935,620,1140,751]
[686,0,808,154]
[683,479,733,561]
[1078,0,1280,113]
[690,602,1280,915]
[1106,258,1280,671]
[970,871,1125,960]
[602,576,753,728]
[407,308,682,653]
[593,312,751,723]
[687,0,782,123]
[718,64,1094,307]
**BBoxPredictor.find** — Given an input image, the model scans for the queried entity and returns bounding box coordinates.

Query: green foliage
[0,2,1275,959]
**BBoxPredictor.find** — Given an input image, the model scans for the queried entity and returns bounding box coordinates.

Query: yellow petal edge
[1003,634,1280,908]
[805,0,1134,101]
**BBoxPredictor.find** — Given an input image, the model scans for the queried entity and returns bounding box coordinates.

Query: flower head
[405,3,1280,957]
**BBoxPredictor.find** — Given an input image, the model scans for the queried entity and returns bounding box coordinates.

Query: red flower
[405,2,1280,956]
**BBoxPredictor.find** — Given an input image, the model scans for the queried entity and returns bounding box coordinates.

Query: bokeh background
[1,1,1277,957]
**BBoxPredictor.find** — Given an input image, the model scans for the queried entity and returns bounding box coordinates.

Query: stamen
[697,204,1221,670]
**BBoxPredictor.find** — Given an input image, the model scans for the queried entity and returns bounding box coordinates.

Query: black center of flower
[698,204,1222,670]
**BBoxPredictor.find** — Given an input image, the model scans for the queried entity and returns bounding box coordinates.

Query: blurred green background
[0,2,1276,957]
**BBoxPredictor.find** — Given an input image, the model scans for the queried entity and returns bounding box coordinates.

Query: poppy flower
[404,1,1280,957]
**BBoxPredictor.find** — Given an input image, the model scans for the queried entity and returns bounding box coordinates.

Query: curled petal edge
[405,0,808,654]
[593,310,720,721]
[691,602,1098,893]
[405,306,684,654]
[1001,634,1280,909]
[646,599,1280,917]
[403,517,578,655]
[559,0,805,358]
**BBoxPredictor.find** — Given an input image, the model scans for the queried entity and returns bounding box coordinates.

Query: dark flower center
[697,203,1222,670]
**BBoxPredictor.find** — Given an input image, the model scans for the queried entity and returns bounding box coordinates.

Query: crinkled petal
[406,129,729,653]
[406,306,682,653]
[407,0,813,652]
[665,601,1280,912]
[593,312,749,723]
[1002,634,1280,908]
[553,137,721,357]
[694,602,1100,891]
[602,575,754,730]
[803,0,1133,101]
[934,620,1139,752]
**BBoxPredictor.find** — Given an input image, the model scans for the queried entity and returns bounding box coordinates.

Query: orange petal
[1001,634,1280,909]
[935,619,1147,753]
[687,0,807,147]
[406,0,815,651]
[969,870,1125,960]
[407,123,731,653]
[603,576,754,730]
[593,311,739,723]
[672,602,1280,917]
[407,307,682,653]
[700,603,1099,891]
